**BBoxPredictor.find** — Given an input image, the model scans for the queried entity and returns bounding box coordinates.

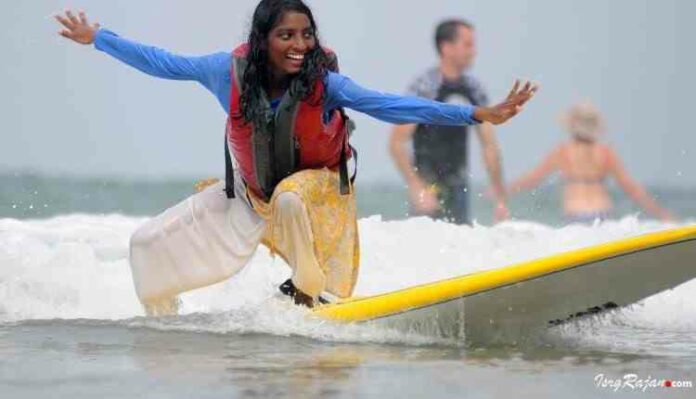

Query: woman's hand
[474,80,539,125]
[493,200,510,223]
[55,10,100,45]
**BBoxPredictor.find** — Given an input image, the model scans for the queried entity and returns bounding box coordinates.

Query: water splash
[1,214,694,347]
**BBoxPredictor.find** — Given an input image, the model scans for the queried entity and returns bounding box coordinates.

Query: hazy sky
[2,0,695,186]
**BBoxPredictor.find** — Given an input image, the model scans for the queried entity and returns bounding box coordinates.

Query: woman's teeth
[287,53,304,61]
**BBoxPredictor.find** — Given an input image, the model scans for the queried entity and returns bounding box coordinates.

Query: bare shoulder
[536,143,561,169]
[554,142,570,158]
[598,143,617,158]
[598,144,620,169]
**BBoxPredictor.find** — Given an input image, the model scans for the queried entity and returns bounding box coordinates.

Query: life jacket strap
[339,114,358,195]
[224,136,235,199]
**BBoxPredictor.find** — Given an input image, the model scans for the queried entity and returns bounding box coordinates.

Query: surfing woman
[506,101,672,223]
[55,0,537,312]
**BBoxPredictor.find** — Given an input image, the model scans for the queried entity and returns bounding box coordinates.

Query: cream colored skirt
[129,169,359,315]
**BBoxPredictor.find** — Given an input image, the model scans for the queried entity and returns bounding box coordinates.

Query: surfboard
[312,225,696,344]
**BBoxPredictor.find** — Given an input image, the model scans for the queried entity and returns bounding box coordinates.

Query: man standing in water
[390,19,508,224]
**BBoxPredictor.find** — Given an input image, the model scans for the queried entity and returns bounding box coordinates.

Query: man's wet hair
[435,19,474,55]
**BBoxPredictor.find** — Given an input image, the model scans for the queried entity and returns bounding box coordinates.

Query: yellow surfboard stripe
[312,225,696,323]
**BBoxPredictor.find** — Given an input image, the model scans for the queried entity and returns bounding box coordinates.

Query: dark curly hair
[235,0,333,128]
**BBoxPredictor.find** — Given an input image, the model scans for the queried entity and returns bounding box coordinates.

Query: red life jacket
[224,44,354,201]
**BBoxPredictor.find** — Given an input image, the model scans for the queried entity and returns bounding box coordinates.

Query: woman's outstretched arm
[325,73,537,126]
[507,147,560,194]
[606,149,674,221]
[55,10,229,89]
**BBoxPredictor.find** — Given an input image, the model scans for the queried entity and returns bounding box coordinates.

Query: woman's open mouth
[286,52,304,68]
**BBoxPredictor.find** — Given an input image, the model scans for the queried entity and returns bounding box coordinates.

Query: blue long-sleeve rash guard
[94,29,480,126]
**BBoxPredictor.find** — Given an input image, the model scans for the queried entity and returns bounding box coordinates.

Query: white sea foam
[1,214,694,346]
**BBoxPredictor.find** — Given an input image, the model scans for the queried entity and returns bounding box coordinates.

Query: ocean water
[1,173,695,398]
[3,172,696,225]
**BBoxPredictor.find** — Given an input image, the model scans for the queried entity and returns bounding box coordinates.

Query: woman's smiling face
[267,11,316,78]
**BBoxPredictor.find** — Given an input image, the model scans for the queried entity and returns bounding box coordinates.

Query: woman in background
[506,101,672,223]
